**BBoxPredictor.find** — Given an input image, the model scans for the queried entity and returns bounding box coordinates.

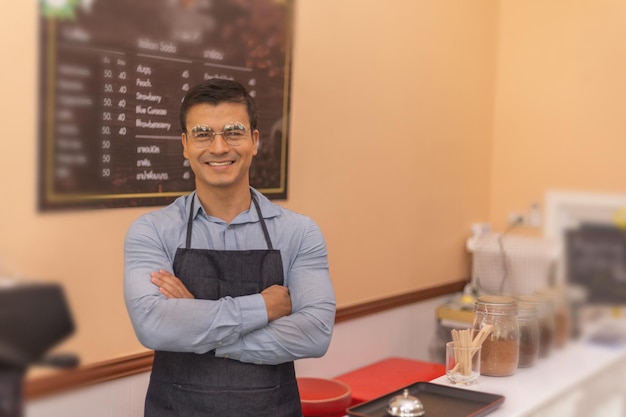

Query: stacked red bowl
[298,377,352,417]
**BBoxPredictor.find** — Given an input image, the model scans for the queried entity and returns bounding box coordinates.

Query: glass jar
[516,301,539,368]
[472,295,520,377]
[535,287,571,349]
[517,294,554,358]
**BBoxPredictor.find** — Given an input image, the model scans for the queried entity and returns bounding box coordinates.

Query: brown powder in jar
[480,339,519,376]
[538,319,554,358]
[553,309,570,348]
[518,324,539,368]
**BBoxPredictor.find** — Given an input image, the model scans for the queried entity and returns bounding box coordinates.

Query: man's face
[182,102,258,193]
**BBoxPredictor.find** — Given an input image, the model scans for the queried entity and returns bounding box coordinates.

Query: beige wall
[490,0,626,231]
[289,0,496,304]
[2,0,495,366]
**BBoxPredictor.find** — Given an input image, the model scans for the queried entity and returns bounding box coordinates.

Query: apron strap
[185,190,275,250]
[251,191,274,250]
[185,194,196,249]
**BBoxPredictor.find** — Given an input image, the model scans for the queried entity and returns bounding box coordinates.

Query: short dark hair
[179,79,258,133]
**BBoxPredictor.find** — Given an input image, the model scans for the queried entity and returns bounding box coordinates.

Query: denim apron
[144,192,301,417]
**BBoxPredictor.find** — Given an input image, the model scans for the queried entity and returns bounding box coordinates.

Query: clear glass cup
[446,341,481,385]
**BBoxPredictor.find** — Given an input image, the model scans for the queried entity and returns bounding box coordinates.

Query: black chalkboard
[38,0,292,210]
[565,224,626,304]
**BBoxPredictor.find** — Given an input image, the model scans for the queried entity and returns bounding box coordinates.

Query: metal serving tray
[346,382,504,417]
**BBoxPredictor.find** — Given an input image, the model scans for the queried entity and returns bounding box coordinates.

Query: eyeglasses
[186,122,250,148]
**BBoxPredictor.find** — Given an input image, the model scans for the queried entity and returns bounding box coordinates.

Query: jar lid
[516,301,538,317]
[477,295,517,305]
[517,301,536,310]
[475,295,517,315]
[516,294,550,305]
[516,295,553,313]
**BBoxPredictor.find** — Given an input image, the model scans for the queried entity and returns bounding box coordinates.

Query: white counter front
[430,340,626,417]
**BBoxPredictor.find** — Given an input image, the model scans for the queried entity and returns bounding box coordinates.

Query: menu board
[38,0,292,210]
[565,224,626,304]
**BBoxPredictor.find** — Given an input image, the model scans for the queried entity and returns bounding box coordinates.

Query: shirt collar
[188,188,280,224]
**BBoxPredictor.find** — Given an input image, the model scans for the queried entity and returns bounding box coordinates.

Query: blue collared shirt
[124,188,335,365]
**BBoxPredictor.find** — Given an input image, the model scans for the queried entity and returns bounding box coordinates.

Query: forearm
[214,300,335,364]
[124,219,270,353]
[215,242,336,364]
[125,290,268,353]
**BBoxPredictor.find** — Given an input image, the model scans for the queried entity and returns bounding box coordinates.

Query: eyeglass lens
[189,122,248,146]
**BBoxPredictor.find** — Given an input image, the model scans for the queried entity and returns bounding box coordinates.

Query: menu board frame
[38,0,293,210]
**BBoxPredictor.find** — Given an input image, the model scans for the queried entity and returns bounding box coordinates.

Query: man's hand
[151,270,195,299]
[261,285,292,322]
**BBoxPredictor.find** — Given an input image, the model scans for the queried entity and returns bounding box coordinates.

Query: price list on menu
[39,0,292,210]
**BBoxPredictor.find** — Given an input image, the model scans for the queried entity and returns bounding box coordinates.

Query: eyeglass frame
[184,122,253,148]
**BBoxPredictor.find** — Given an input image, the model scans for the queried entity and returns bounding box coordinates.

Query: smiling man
[124,79,336,417]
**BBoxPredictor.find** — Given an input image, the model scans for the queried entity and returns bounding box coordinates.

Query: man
[124,79,336,417]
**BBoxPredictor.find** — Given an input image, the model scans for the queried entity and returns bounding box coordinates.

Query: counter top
[430,339,626,417]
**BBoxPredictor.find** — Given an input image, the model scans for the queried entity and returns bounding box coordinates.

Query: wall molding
[25,351,154,400]
[25,280,466,400]
[334,280,465,323]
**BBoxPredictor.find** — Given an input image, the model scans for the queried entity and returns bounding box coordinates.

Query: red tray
[346,382,504,417]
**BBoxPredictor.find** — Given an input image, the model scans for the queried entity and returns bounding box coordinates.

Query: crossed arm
[150,270,292,321]
[124,217,336,365]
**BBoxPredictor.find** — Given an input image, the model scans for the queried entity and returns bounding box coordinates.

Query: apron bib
[145,192,301,417]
